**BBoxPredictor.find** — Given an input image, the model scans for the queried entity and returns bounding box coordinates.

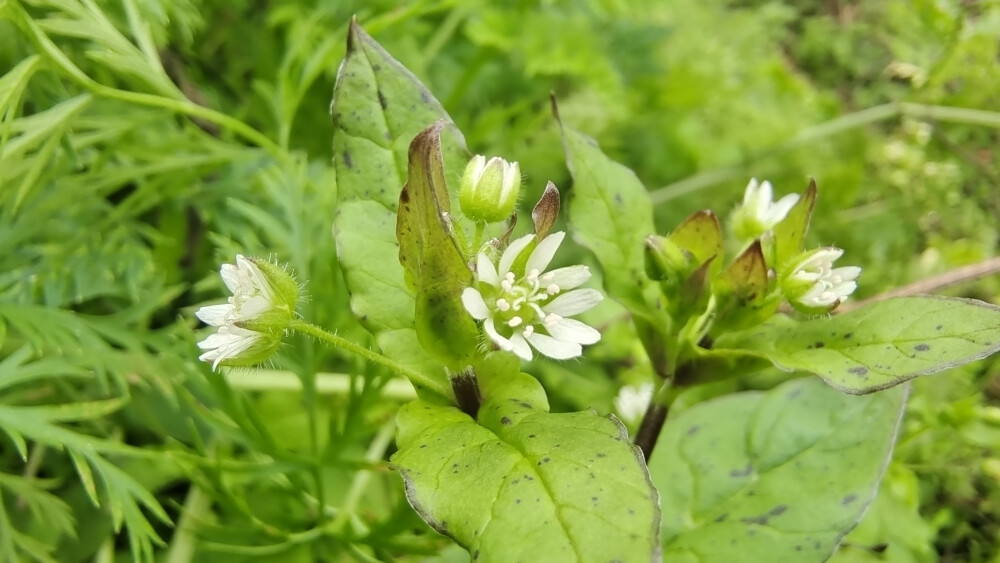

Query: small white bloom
[461,231,603,361]
[742,178,800,230]
[614,383,653,425]
[195,255,288,369]
[196,324,267,369]
[786,247,861,308]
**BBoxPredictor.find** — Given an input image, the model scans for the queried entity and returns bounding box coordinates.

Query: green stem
[650,102,1000,204]
[288,320,452,400]
[473,221,486,253]
[328,418,396,532]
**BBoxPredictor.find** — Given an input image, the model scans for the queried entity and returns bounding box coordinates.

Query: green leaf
[716,296,1000,393]
[650,377,907,562]
[331,20,463,386]
[392,372,661,562]
[772,180,816,270]
[555,102,661,321]
[397,123,479,367]
[669,210,722,266]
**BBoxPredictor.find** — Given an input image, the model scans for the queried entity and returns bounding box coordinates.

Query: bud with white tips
[459,155,521,223]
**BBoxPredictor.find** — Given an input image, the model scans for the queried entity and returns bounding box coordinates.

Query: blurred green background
[1,0,999,561]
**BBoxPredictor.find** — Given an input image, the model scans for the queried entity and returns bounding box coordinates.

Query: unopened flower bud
[459,155,521,223]
[644,235,692,283]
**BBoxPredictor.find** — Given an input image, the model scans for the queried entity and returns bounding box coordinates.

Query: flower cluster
[195,255,296,369]
[461,232,603,361]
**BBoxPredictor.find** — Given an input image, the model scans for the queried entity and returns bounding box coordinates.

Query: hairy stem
[288,320,452,400]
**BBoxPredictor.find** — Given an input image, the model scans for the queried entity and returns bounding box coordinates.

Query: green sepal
[771,179,817,270]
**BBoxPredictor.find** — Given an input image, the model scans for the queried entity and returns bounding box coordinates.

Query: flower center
[488,269,562,335]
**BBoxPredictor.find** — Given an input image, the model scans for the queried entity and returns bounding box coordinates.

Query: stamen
[544,313,563,328]
[508,316,523,327]
[547,283,560,294]
[511,297,525,310]
[522,325,534,337]
[527,269,540,283]
[496,298,511,312]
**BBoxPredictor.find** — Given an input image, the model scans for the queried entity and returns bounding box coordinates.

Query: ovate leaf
[555,102,662,322]
[330,20,462,389]
[650,377,907,562]
[392,373,661,562]
[397,123,478,367]
[716,296,1000,393]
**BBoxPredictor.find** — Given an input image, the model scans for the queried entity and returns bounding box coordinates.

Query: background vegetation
[1,0,998,561]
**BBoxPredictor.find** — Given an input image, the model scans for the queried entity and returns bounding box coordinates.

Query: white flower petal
[743,178,760,206]
[462,288,490,320]
[196,304,234,326]
[240,295,273,319]
[767,193,800,224]
[220,263,241,294]
[542,265,591,291]
[546,317,601,345]
[755,180,774,218]
[831,266,862,283]
[509,332,533,360]
[615,383,653,422]
[525,332,581,360]
[499,234,535,277]
[198,325,264,370]
[477,252,499,286]
[831,280,858,299]
[526,231,565,276]
[543,288,603,317]
[483,318,512,351]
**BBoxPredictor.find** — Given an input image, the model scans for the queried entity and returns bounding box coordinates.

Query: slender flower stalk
[461,231,603,361]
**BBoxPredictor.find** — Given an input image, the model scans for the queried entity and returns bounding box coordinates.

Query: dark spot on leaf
[872,543,888,553]
[399,189,410,203]
[377,90,388,109]
[813,341,825,349]
[788,387,803,399]
[538,457,551,465]
[795,546,803,552]
[614,193,624,205]
[729,463,753,477]
[501,416,512,426]
[770,505,787,516]
[419,444,426,448]
[420,91,431,103]
[528,434,536,438]
[515,498,521,504]
[342,150,353,169]
[686,425,700,436]
[512,399,533,409]
[814,541,821,549]
[473,549,479,560]
[843,332,853,339]
[596,452,607,458]
[935,325,943,330]
[842,494,858,505]
[848,366,868,376]
[715,513,728,522]
[627,509,635,516]
[373,64,381,71]
[914,344,930,351]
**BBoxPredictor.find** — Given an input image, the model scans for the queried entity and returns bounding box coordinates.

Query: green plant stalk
[651,102,1000,204]
[328,418,395,532]
[288,320,452,400]
[6,3,287,161]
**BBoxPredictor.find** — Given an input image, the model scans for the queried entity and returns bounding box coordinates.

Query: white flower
[195,255,289,369]
[786,247,861,308]
[614,383,653,425]
[196,324,268,369]
[742,178,800,230]
[461,231,603,361]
